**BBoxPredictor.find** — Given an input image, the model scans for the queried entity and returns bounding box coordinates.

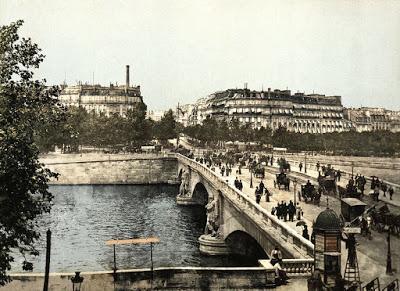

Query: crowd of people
[233,177,244,191]
[187,150,397,243]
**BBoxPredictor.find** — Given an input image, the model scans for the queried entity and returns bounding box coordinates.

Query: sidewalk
[269,162,400,208]
[213,164,399,286]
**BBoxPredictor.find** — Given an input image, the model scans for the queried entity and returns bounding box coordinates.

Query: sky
[1,0,400,110]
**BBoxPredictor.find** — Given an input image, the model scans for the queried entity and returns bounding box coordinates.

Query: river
[12,185,247,273]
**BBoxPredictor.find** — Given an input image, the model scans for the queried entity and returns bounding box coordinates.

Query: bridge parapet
[259,259,314,275]
[175,154,314,259]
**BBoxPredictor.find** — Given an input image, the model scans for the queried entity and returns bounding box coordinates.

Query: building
[175,103,197,126]
[344,107,400,132]
[184,86,351,133]
[58,65,144,117]
[147,110,166,122]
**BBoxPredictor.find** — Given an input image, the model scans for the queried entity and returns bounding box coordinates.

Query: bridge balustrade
[176,154,315,259]
[280,259,314,275]
[277,156,399,193]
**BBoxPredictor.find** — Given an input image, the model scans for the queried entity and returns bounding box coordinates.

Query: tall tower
[125,65,130,92]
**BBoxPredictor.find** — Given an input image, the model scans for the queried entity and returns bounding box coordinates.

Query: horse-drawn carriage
[254,165,265,179]
[367,202,400,235]
[275,172,290,191]
[341,198,367,222]
[301,182,320,205]
[317,174,337,196]
[277,158,291,173]
[342,180,361,199]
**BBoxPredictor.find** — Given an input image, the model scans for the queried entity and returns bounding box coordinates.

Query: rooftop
[206,88,342,106]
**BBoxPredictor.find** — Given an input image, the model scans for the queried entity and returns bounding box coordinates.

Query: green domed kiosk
[313,207,342,287]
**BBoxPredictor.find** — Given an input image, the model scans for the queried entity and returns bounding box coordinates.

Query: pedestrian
[234,177,239,189]
[270,246,283,266]
[240,180,243,191]
[316,161,320,172]
[337,170,341,182]
[282,202,288,222]
[388,186,394,200]
[373,185,380,202]
[288,200,295,222]
[265,188,271,202]
[271,206,276,216]
[299,162,303,172]
[296,202,302,220]
[381,183,387,197]
[302,225,310,240]
[255,187,261,204]
[259,180,265,192]
[276,202,282,219]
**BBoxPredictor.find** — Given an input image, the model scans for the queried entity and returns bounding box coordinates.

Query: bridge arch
[192,182,209,205]
[225,230,269,264]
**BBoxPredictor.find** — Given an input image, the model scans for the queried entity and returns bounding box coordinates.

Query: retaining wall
[45,156,178,185]
[4,267,280,291]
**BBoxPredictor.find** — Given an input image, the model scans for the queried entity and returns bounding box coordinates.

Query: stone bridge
[175,154,314,261]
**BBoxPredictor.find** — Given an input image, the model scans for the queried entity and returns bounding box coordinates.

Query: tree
[126,102,151,149]
[153,109,177,143]
[0,20,59,284]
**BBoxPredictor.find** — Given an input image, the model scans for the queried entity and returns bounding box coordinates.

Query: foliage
[36,102,182,151]
[153,109,176,143]
[0,20,60,284]
[183,117,400,157]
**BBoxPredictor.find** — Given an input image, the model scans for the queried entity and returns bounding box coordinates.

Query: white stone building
[58,65,144,117]
[344,107,400,132]
[183,87,352,133]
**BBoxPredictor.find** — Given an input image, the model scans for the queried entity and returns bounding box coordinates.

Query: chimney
[125,65,130,91]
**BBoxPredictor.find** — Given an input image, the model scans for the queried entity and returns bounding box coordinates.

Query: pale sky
[1,0,400,110]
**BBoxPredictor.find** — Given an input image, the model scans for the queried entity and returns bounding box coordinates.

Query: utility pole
[43,229,51,291]
[304,153,307,173]
[386,226,393,275]
[250,168,253,188]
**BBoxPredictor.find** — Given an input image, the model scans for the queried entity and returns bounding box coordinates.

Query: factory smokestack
[125,65,130,90]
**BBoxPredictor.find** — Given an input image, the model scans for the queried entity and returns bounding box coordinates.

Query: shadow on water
[11,184,259,272]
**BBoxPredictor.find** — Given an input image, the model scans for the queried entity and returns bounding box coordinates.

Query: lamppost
[293,178,297,205]
[351,161,355,178]
[304,153,307,173]
[386,225,393,275]
[71,272,84,291]
[250,167,253,188]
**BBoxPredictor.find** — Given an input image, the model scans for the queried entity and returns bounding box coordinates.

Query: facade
[175,103,196,126]
[344,107,400,132]
[184,87,351,133]
[58,65,144,117]
[147,110,166,121]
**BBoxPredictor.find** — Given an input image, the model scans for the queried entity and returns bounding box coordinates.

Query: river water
[13,185,245,273]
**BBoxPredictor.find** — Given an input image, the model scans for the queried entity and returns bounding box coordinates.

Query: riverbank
[41,152,179,185]
[5,267,307,291]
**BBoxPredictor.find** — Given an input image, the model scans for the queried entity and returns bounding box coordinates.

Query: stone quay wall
[4,267,282,291]
[42,153,179,185]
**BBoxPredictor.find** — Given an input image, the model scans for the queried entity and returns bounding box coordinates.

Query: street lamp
[304,153,307,173]
[293,178,297,205]
[71,272,84,291]
[250,167,253,188]
[386,226,393,275]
